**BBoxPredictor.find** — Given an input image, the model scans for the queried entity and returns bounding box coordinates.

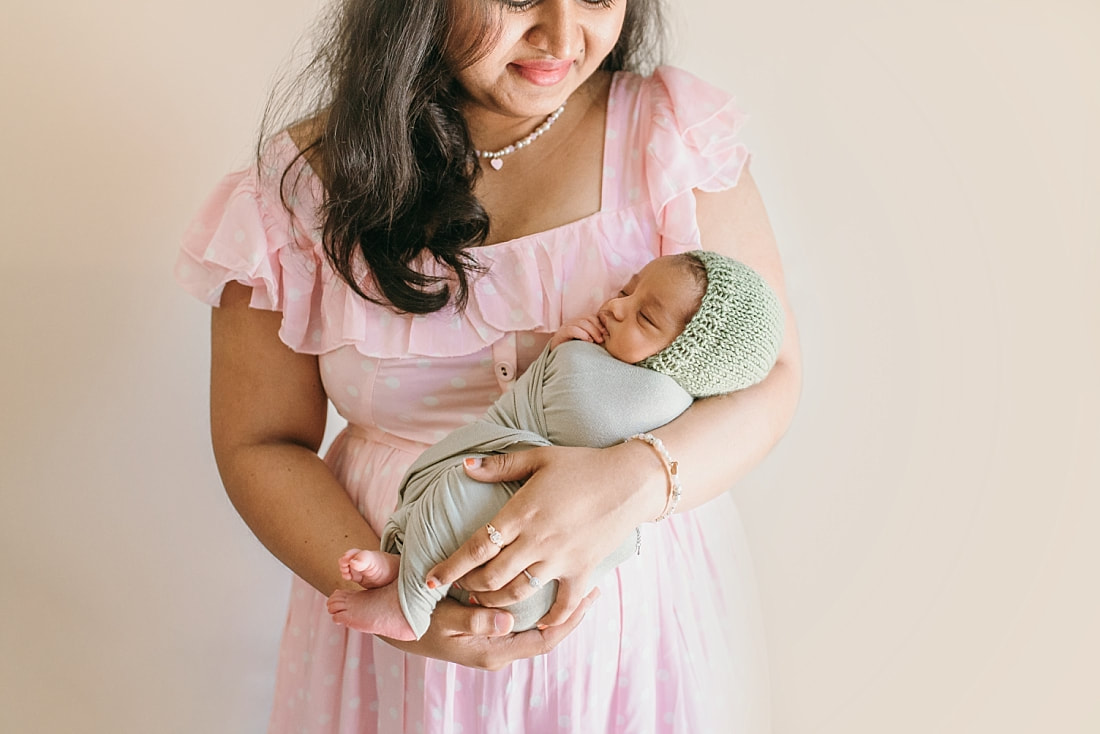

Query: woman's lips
[509,59,574,87]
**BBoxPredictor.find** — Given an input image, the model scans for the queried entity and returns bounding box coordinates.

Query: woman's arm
[652,166,803,511]
[211,281,595,667]
[427,164,802,624]
[211,282,378,594]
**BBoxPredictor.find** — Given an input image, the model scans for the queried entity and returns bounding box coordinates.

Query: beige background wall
[1,1,1097,732]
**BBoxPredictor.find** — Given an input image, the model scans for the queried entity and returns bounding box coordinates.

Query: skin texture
[211,0,802,669]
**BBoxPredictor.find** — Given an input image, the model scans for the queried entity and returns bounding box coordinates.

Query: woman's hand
[380,590,600,671]
[426,442,667,629]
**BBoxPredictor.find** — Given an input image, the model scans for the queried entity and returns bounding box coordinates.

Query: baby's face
[598,257,701,364]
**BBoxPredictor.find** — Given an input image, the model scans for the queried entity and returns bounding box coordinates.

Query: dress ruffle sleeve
[173,137,326,353]
[174,137,649,359]
[641,66,751,254]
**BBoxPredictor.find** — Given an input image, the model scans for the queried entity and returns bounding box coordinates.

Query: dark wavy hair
[262,0,666,314]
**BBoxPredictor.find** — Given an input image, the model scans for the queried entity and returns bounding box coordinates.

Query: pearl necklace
[475,104,566,170]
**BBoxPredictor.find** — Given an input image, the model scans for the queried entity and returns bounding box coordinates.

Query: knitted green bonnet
[638,250,785,398]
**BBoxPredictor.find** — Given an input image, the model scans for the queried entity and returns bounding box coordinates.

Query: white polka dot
[657,668,671,681]
[510,308,525,323]
[390,664,400,677]
[417,359,432,368]
[311,329,322,344]
[454,724,464,734]
[604,165,616,179]
[234,229,246,243]
[288,663,298,673]
[664,711,676,724]
[369,700,380,711]
[324,674,336,687]
[606,128,618,139]
[319,713,331,726]
[610,252,623,266]
[389,707,398,720]
[349,697,361,710]
[431,705,443,720]
[629,186,641,201]
[422,396,440,407]
[480,357,493,367]
[290,627,301,637]
[482,283,497,295]
[366,663,377,675]
[361,360,376,372]
[346,657,360,670]
[478,705,490,717]
[519,333,536,348]
[346,385,360,397]
[385,377,401,389]
[559,715,571,728]
[328,633,341,646]
[451,376,467,388]
[287,287,302,301]
[618,675,629,687]
[557,668,570,682]
[529,695,543,707]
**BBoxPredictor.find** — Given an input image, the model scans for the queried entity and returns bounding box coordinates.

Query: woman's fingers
[462,449,542,484]
[466,562,554,607]
[426,521,510,589]
[380,591,599,671]
[504,586,600,657]
[430,597,515,637]
[427,450,547,588]
[536,577,587,629]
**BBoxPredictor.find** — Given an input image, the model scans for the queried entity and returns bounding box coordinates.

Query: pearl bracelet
[625,432,682,522]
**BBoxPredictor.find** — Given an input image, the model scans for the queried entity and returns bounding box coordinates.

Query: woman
[176,0,801,731]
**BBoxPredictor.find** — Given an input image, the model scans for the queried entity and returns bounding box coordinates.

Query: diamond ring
[486,524,504,548]
[522,569,542,589]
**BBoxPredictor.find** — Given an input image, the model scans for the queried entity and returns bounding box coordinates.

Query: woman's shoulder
[612,66,741,122]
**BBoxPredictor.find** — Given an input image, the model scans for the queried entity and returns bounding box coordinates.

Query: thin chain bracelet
[625,433,682,521]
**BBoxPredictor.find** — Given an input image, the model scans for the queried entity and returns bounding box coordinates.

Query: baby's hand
[549,315,607,350]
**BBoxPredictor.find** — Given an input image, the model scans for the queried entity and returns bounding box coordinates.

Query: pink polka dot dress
[176,67,771,733]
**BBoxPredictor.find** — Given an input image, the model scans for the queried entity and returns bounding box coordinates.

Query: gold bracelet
[625,433,682,521]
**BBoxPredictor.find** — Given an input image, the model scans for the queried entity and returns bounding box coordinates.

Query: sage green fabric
[638,250,785,397]
[381,340,693,638]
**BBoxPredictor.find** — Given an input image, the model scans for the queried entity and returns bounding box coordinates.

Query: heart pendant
[490,158,503,170]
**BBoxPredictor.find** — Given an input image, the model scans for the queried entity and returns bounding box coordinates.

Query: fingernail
[468,594,479,606]
[537,624,548,631]
[463,456,482,469]
[426,577,439,590]
[493,613,509,634]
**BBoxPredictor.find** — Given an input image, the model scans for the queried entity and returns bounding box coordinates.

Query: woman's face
[455,0,628,121]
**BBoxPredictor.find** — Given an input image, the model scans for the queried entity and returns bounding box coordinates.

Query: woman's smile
[508,58,575,86]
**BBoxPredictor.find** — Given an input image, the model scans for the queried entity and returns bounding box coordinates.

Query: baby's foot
[327,583,416,640]
[338,549,400,588]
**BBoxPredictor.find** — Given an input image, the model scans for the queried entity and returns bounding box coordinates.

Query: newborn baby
[327,250,785,639]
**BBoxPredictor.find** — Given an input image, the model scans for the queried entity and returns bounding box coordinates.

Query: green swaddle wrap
[380,340,694,638]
